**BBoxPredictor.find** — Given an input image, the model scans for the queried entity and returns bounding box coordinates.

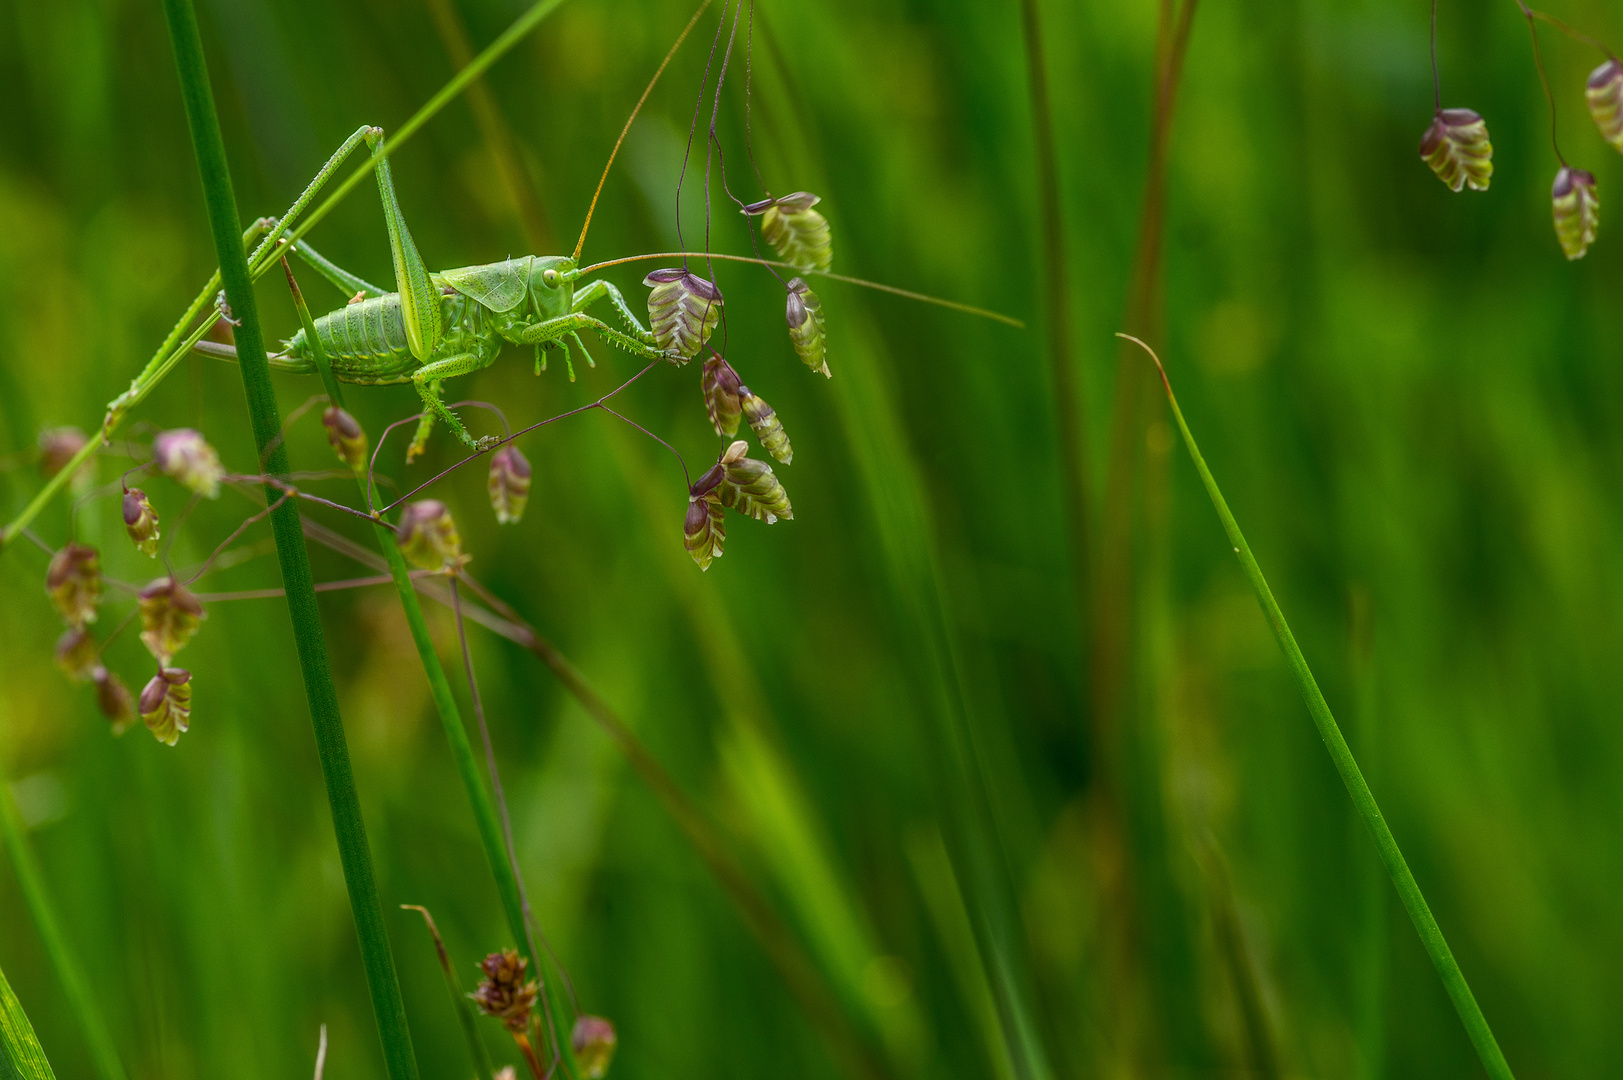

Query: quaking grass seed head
[123,488,161,557]
[785,278,829,377]
[55,627,99,682]
[138,578,206,663]
[644,269,722,360]
[322,406,369,473]
[1420,109,1493,192]
[94,668,136,735]
[1552,166,1601,259]
[684,489,727,571]
[701,355,744,438]
[571,1015,619,1079]
[470,949,537,1033]
[153,428,225,498]
[396,500,466,570]
[47,543,102,627]
[1588,59,1623,153]
[139,667,192,746]
[487,445,532,525]
[738,386,793,465]
[744,192,833,271]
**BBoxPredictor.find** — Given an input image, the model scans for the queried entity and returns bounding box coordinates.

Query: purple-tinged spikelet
[1552,166,1600,259]
[571,1016,618,1079]
[38,427,87,479]
[123,488,161,557]
[55,627,99,682]
[644,269,722,361]
[138,578,205,663]
[322,407,369,473]
[396,500,466,570]
[785,278,829,377]
[744,192,833,271]
[140,667,192,746]
[1588,60,1623,153]
[1420,109,1493,192]
[716,440,793,524]
[488,445,532,525]
[153,428,225,498]
[702,356,744,438]
[94,668,136,735]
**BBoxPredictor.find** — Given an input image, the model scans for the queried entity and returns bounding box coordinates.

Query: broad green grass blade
[158,3,420,1077]
[0,960,56,1080]
[0,790,125,1080]
[1121,334,1514,1080]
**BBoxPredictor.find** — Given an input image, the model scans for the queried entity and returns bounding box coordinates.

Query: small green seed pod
[571,1016,618,1080]
[717,441,794,524]
[153,428,225,498]
[644,269,723,360]
[138,578,206,663]
[471,950,538,1033]
[322,406,370,473]
[745,193,833,271]
[46,543,102,627]
[685,464,728,571]
[785,278,829,377]
[140,667,192,746]
[396,499,466,570]
[487,445,532,525]
[94,668,136,735]
[1588,60,1623,153]
[739,386,793,465]
[701,356,744,437]
[123,487,161,557]
[1552,166,1601,259]
[1420,109,1493,192]
[55,627,99,682]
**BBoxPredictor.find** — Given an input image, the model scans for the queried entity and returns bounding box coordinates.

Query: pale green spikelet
[1420,109,1493,192]
[123,488,161,556]
[644,269,722,360]
[140,667,193,746]
[739,387,793,465]
[702,356,744,437]
[1552,166,1600,259]
[785,278,829,377]
[746,193,833,271]
[138,578,206,663]
[717,440,793,523]
[1588,60,1623,152]
[46,543,102,627]
[488,445,532,525]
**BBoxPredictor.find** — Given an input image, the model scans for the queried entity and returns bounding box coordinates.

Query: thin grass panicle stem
[1118,333,1515,1080]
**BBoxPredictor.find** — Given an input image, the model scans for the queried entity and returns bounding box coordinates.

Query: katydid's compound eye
[542,268,560,288]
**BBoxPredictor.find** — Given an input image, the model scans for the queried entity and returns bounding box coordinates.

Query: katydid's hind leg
[408,352,499,455]
[365,129,442,362]
[573,279,655,343]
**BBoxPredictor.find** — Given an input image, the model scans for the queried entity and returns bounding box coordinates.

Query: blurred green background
[2,0,1620,1077]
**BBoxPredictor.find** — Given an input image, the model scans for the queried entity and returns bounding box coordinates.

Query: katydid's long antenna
[580,250,1027,327]
[745,0,770,196]
[676,2,732,268]
[573,0,712,262]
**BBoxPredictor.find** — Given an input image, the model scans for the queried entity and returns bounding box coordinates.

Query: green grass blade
[0,790,125,1080]
[1122,334,1514,1080]
[0,959,56,1080]
[157,3,419,1077]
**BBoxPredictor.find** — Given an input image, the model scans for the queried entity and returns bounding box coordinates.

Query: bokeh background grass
[2,0,1621,1077]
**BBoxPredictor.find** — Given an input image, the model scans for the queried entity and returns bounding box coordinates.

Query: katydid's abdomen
[279,293,418,384]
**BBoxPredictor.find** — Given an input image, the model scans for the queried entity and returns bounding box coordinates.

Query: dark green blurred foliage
[1,0,1619,1077]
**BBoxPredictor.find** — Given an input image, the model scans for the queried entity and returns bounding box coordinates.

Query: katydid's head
[529,256,578,317]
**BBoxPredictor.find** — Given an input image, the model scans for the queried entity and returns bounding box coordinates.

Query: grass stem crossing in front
[1118,333,1514,1080]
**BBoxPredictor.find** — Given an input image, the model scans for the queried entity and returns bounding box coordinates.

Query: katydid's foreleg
[365,129,442,363]
[515,313,670,362]
[409,352,499,456]
[572,279,655,344]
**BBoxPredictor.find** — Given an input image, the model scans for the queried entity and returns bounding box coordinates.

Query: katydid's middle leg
[409,352,499,456]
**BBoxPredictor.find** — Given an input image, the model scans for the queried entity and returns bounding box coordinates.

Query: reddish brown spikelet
[138,578,206,663]
[571,1015,619,1079]
[1420,109,1493,192]
[38,427,88,479]
[123,488,161,556]
[701,355,744,437]
[488,445,532,525]
[47,544,102,627]
[140,667,192,746]
[470,949,537,1033]
[322,407,370,473]
[94,668,137,735]
[55,627,99,682]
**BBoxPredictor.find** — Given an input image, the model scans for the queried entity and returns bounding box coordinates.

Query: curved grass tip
[1420,109,1493,192]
